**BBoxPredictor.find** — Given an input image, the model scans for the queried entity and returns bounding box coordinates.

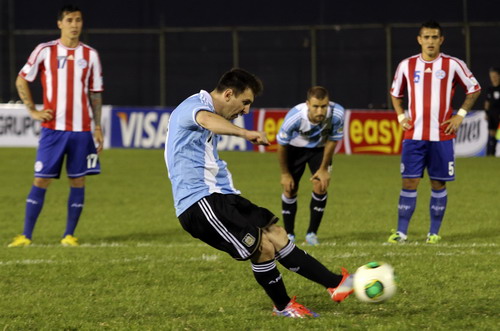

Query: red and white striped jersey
[19,39,104,132]
[390,53,480,141]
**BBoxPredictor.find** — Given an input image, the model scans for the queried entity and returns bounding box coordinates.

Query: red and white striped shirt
[391,53,480,141]
[19,39,104,132]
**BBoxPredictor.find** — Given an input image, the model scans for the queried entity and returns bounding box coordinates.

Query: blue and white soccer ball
[353,262,397,303]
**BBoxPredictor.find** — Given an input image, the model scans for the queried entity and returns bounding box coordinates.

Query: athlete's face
[307,97,329,124]
[58,11,83,42]
[489,71,500,87]
[418,28,443,61]
[220,88,254,120]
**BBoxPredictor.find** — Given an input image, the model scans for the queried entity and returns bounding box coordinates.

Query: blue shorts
[400,139,455,181]
[34,128,101,178]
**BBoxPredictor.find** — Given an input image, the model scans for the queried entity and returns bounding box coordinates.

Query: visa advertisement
[110,107,255,151]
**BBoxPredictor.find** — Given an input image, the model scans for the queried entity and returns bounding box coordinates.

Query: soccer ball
[353,262,397,303]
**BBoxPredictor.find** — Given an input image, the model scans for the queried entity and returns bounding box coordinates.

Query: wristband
[457,108,467,117]
[397,114,406,123]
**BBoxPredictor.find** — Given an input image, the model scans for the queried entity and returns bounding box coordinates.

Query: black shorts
[487,109,500,131]
[285,145,326,184]
[178,193,279,261]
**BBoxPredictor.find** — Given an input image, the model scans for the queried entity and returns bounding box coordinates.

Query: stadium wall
[0,104,496,157]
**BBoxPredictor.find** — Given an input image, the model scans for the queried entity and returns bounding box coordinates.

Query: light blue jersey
[165,90,240,216]
[277,101,345,148]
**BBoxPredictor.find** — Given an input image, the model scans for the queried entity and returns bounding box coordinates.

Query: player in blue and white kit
[164,69,353,318]
[277,86,345,246]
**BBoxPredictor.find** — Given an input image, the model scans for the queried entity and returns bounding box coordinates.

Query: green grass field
[0,148,499,330]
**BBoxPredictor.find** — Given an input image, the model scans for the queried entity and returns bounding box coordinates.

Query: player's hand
[246,130,270,146]
[310,169,330,192]
[399,118,413,131]
[281,173,295,193]
[442,115,464,135]
[94,128,104,153]
[30,109,53,122]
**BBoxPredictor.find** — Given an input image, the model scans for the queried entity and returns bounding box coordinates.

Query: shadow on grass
[321,227,499,243]
[90,228,191,244]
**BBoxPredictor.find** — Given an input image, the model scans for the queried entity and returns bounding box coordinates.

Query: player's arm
[310,140,337,192]
[196,110,269,145]
[442,90,481,135]
[391,95,412,131]
[90,92,103,153]
[15,76,53,122]
[277,144,295,193]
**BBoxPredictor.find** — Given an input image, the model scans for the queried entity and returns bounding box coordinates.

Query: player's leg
[62,176,85,246]
[9,129,66,247]
[281,146,307,241]
[426,140,454,243]
[265,224,353,302]
[251,233,292,313]
[487,112,499,156]
[428,180,446,243]
[388,140,426,243]
[62,132,101,246]
[306,148,329,245]
[178,194,315,317]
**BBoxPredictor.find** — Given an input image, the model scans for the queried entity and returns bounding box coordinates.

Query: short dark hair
[307,86,329,100]
[215,68,263,97]
[58,5,81,21]
[420,20,442,35]
[489,67,500,74]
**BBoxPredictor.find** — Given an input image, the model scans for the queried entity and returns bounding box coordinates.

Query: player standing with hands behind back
[388,20,480,244]
[8,5,104,247]
[277,86,345,246]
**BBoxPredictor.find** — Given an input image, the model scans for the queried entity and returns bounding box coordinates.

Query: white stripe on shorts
[198,198,250,259]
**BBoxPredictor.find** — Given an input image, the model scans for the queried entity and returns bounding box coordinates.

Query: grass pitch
[0,148,499,330]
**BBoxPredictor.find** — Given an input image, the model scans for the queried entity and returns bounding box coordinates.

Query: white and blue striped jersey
[277,101,345,148]
[165,90,240,216]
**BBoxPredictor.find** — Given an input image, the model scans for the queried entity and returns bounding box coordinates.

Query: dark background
[1,0,499,109]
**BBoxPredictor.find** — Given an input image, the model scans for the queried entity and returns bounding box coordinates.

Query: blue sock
[23,185,47,239]
[397,189,417,234]
[64,187,85,236]
[429,188,447,235]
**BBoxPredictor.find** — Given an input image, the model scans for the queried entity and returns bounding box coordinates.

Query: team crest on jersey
[435,70,446,79]
[34,161,43,172]
[242,233,256,247]
[77,59,88,69]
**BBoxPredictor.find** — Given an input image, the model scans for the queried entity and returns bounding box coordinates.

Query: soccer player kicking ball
[164,68,353,317]
[388,20,480,244]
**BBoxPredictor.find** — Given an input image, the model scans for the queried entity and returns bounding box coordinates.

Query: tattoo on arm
[16,78,36,111]
[461,91,480,111]
[90,92,102,126]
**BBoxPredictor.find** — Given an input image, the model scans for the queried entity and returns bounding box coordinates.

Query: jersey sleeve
[18,44,48,82]
[89,50,104,92]
[390,60,407,98]
[452,58,481,94]
[276,108,299,145]
[329,105,345,141]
